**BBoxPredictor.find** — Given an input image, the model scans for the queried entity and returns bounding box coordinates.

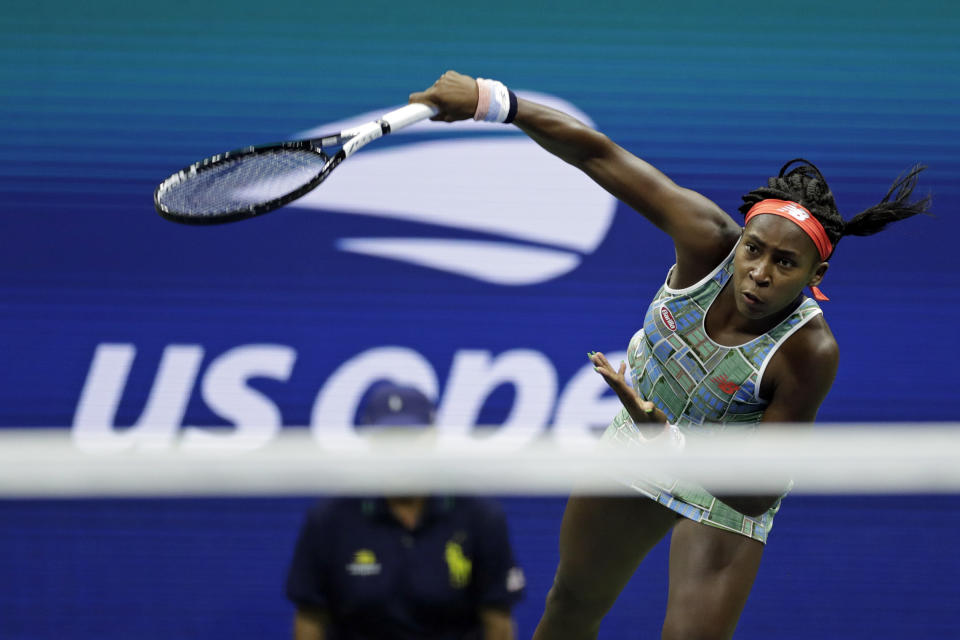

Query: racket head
[154,140,344,225]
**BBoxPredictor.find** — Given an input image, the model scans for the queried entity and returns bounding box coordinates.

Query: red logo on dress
[711,375,740,395]
[659,306,677,332]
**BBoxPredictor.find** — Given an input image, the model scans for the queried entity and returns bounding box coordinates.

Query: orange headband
[744,199,831,301]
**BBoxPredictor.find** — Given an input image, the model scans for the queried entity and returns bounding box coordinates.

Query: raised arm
[410,71,742,285]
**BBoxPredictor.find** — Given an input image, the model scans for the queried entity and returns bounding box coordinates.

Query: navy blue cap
[357,382,436,426]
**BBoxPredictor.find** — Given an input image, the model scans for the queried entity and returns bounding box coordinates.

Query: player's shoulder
[779,310,839,377]
[790,311,837,355]
[670,224,741,290]
[758,309,839,415]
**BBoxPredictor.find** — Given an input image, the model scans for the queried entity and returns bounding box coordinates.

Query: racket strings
[157,148,329,217]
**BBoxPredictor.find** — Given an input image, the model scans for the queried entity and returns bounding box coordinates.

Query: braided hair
[738,159,931,258]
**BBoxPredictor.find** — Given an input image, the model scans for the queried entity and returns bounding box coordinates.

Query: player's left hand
[589,351,668,425]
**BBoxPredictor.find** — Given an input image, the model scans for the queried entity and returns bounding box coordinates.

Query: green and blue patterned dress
[603,246,822,543]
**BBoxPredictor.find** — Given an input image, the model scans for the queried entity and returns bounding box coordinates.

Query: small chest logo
[347,549,382,576]
[711,374,740,395]
[659,306,677,332]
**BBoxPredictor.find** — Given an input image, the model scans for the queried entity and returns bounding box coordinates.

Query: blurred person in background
[286,381,525,640]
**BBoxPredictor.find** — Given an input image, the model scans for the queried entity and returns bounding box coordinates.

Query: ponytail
[841,164,932,237]
[740,159,932,253]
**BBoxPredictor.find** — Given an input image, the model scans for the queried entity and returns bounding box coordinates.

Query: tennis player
[410,71,931,640]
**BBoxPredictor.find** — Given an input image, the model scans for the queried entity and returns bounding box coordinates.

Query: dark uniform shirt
[286,496,525,640]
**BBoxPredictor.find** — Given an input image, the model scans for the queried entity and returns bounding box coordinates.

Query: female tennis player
[410,71,930,640]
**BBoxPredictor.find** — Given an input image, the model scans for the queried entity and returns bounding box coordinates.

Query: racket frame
[155,137,351,225]
[154,103,435,225]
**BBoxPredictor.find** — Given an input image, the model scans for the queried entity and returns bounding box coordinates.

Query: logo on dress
[711,374,740,395]
[659,306,677,332]
[347,549,382,576]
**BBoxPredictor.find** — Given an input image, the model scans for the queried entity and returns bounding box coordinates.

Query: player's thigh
[554,495,679,598]
[662,519,764,640]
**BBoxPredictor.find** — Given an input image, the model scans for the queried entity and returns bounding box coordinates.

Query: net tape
[2,425,958,498]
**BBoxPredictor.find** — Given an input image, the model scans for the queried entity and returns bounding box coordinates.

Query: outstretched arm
[410,71,742,284]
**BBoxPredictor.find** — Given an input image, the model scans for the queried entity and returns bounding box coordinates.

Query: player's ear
[808,261,829,287]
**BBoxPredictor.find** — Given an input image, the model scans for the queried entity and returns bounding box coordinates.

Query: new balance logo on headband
[777,202,810,222]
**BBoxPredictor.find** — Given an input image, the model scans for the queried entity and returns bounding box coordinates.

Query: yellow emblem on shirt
[347,549,381,576]
[444,541,472,588]
[354,549,376,565]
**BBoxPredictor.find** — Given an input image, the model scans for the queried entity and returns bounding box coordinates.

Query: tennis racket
[154,102,437,225]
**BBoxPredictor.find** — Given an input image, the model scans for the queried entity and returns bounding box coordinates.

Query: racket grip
[381,103,438,132]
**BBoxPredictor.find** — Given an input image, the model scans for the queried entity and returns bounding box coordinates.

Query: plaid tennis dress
[603,248,822,543]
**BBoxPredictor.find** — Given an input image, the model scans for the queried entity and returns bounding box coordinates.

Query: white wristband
[473,78,518,124]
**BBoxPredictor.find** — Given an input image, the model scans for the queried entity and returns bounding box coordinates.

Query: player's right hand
[409,70,479,122]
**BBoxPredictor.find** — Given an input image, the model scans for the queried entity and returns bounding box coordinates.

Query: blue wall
[1,0,959,637]
[2,496,959,638]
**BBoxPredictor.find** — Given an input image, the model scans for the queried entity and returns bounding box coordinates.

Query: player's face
[732,215,828,319]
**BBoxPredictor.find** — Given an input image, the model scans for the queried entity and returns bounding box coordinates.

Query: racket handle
[342,103,439,158]
[381,103,438,132]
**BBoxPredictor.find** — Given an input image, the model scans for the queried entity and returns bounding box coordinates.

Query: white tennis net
[2,424,958,497]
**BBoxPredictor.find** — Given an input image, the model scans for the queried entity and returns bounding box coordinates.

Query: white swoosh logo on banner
[291,92,617,285]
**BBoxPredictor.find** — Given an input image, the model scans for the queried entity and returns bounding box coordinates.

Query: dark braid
[738,159,931,258]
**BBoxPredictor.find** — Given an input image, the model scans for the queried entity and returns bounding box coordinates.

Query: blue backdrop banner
[1,0,958,637]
